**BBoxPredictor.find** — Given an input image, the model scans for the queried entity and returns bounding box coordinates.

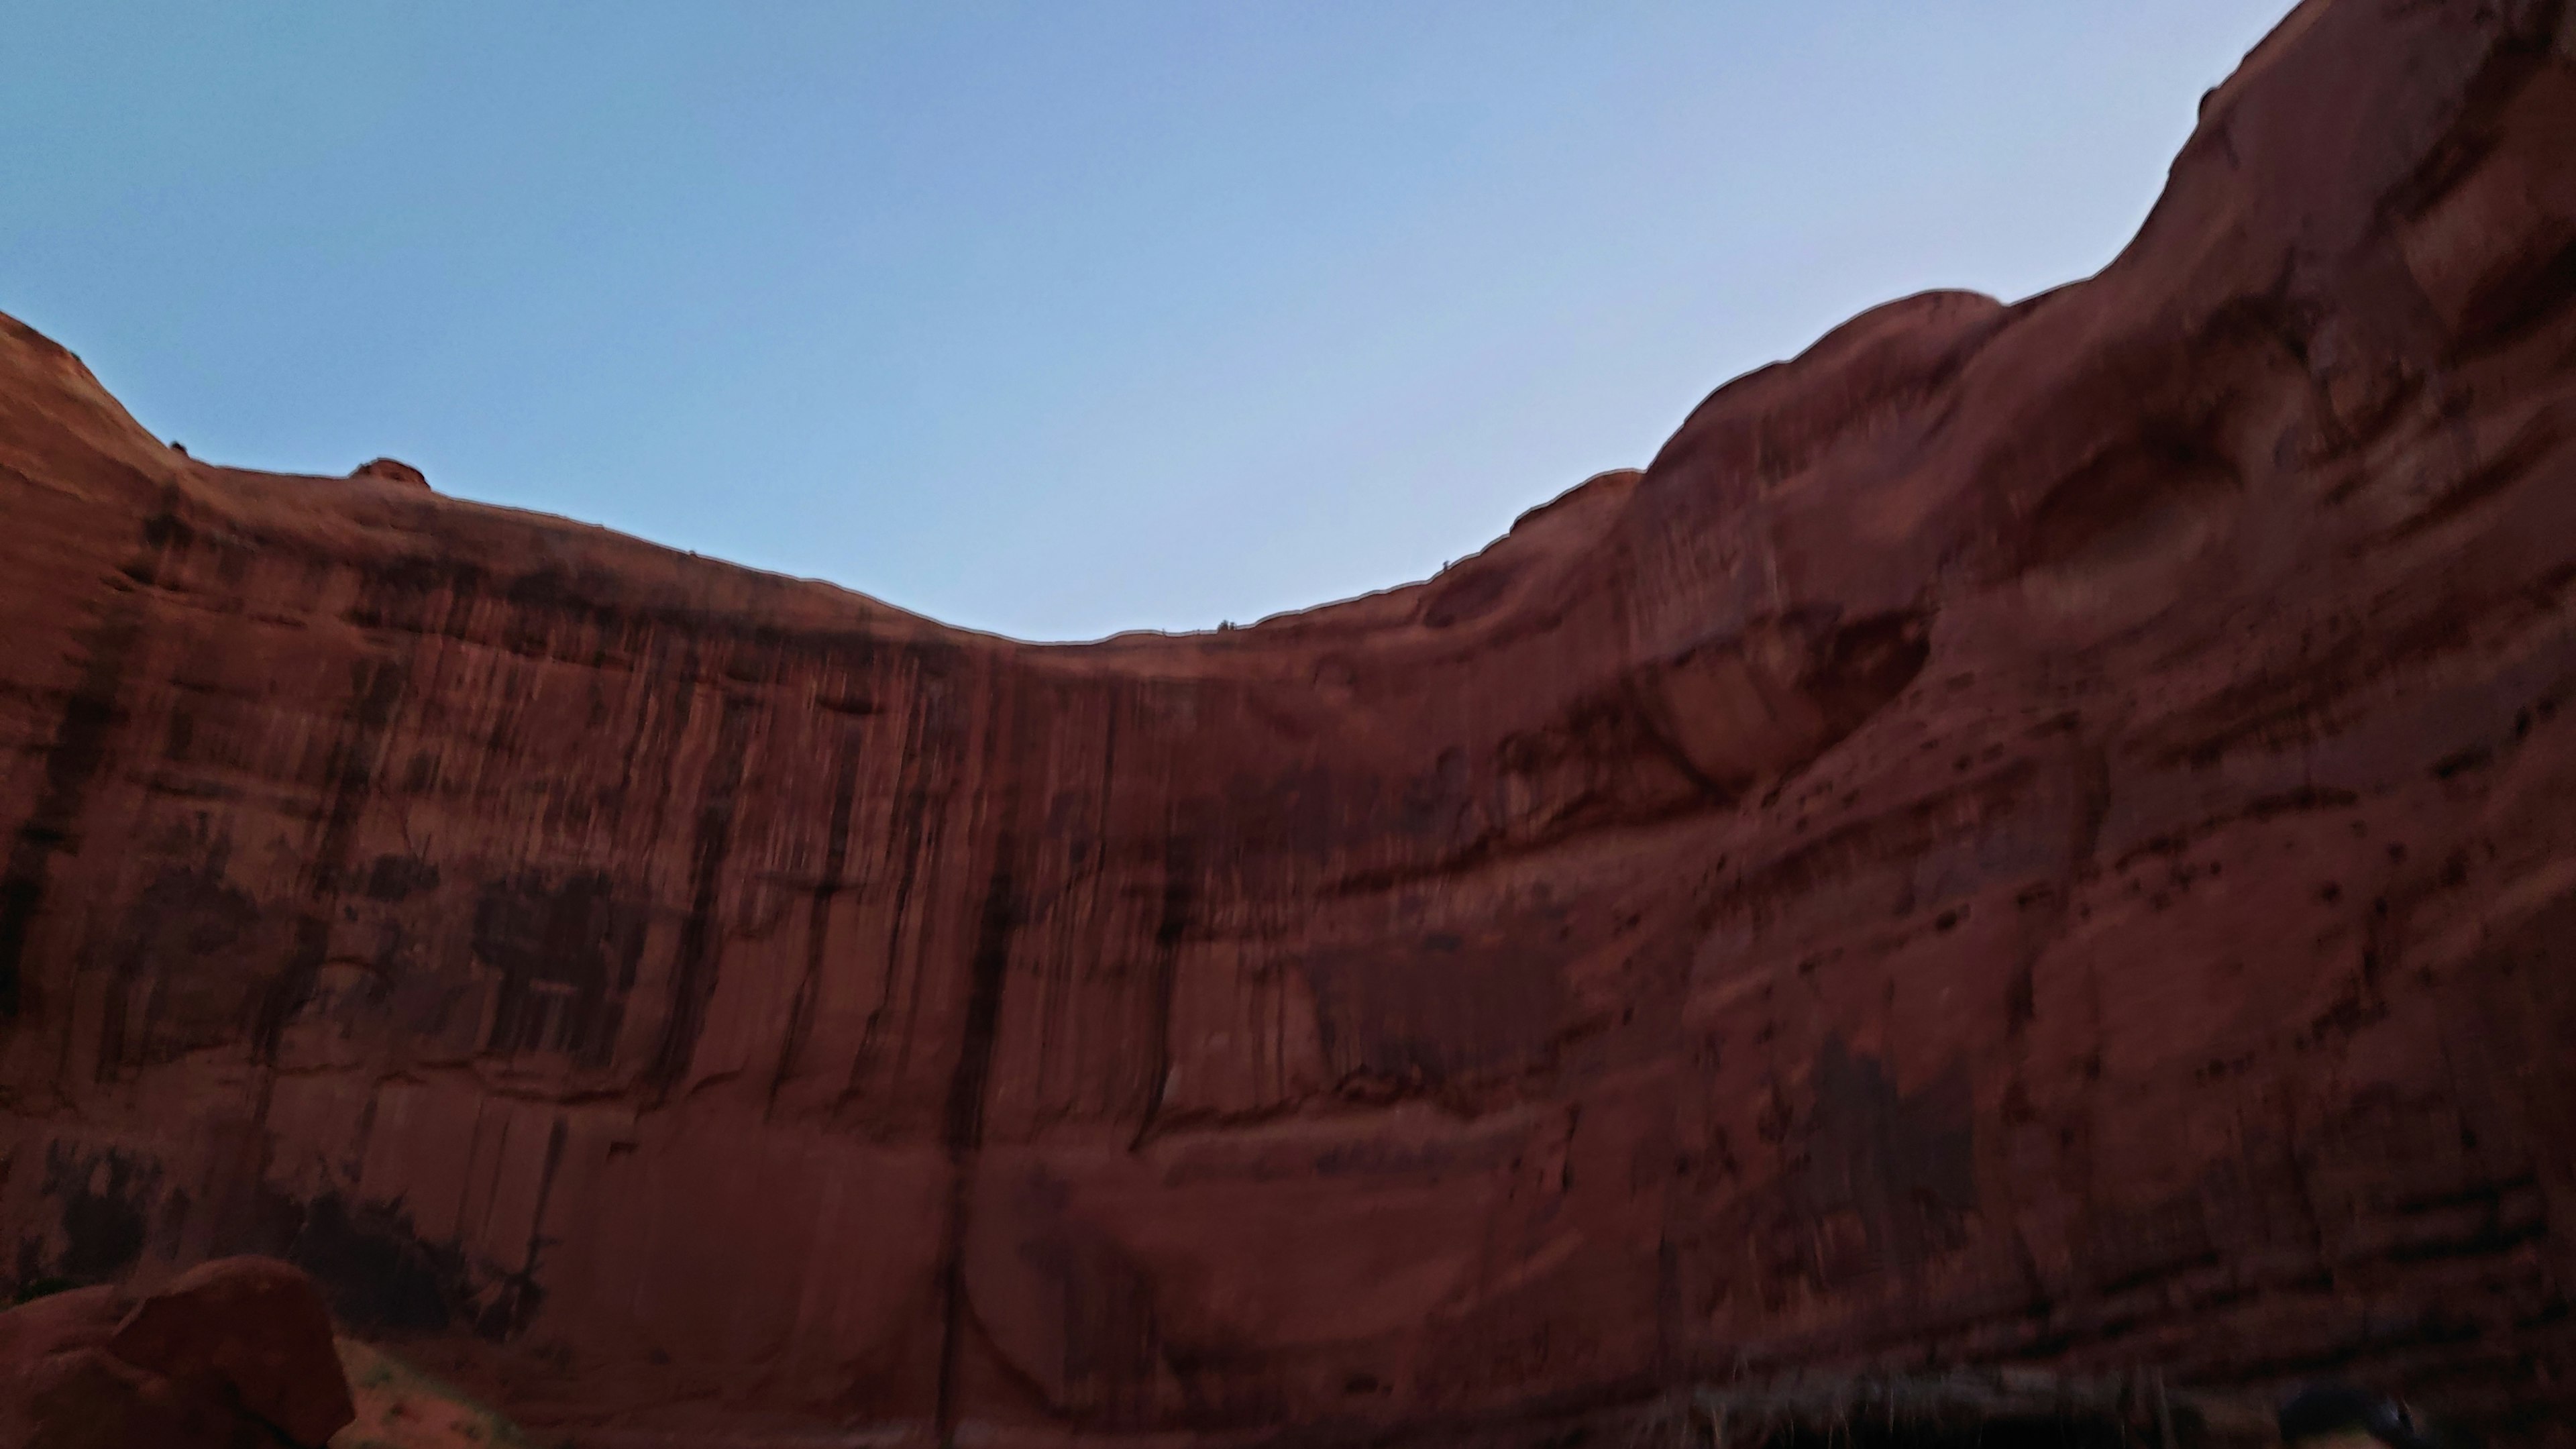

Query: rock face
[1,0,2573,1443]
[0,1256,356,1448]
[350,458,431,491]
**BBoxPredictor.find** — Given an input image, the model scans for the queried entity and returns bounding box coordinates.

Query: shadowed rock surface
[335,1336,547,1449]
[1,0,2573,1444]
[0,1255,355,1447]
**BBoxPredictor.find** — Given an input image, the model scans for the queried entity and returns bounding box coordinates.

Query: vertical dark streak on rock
[646,693,758,1099]
[0,611,139,1022]
[770,723,865,1114]
[623,632,702,946]
[0,492,180,1021]
[1128,830,1195,1150]
[610,627,681,846]
[350,1091,379,1183]
[523,1116,568,1281]
[470,1111,570,1340]
[2004,739,2109,1044]
[932,832,1022,1448]
[1090,706,1122,891]
[253,655,411,1061]
[943,850,1021,1157]
[886,655,965,1090]
[933,675,1028,1448]
[2069,739,2112,880]
[453,1106,496,1251]
[857,674,937,1097]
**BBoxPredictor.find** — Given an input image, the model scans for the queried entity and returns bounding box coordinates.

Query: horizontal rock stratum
[3,0,2575,1443]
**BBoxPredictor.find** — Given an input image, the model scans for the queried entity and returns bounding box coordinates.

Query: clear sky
[3,3,2296,642]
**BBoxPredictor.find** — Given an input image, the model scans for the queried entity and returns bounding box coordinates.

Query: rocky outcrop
[0,1256,356,1448]
[1,0,2573,1444]
[350,459,430,492]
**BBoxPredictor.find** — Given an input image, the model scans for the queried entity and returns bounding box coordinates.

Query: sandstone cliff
[3,0,2574,1443]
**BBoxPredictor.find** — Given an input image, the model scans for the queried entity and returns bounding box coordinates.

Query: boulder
[0,1260,356,1448]
[350,456,429,488]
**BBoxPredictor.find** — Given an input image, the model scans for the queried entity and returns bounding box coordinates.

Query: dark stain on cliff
[30,1144,159,1285]
[0,490,217,1019]
[345,552,967,708]
[934,829,1025,1443]
[1130,833,1197,1146]
[0,608,143,1019]
[254,655,411,1059]
[647,692,759,1096]
[1301,926,1567,1089]
[477,871,650,1067]
[464,1117,569,1342]
[770,722,867,1110]
[99,858,261,1074]
[285,1192,472,1334]
[945,841,1022,1155]
[1772,1038,1978,1293]
[853,651,970,1101]
[1014,1171,1169,1428]
[364,852,441,902]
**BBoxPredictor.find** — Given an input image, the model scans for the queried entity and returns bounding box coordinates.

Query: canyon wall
[3,0,2575,1442]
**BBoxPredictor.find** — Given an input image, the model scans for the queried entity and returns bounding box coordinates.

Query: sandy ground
[333,1339,551,1449]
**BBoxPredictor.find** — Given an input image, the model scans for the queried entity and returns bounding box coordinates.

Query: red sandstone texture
[0,1256,355,1447]
[1,0,2574,1444]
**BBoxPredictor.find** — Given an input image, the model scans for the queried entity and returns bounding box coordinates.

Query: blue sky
[3,2,2296,641]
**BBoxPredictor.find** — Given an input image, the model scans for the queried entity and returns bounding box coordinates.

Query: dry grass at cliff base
[331,1338,558,1449]
[1616,1369,2279,1449]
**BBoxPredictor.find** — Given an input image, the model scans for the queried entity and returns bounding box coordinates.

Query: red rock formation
[1,0,2573,1443]
[351,458,431,491]
[0,1256,356,1447]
